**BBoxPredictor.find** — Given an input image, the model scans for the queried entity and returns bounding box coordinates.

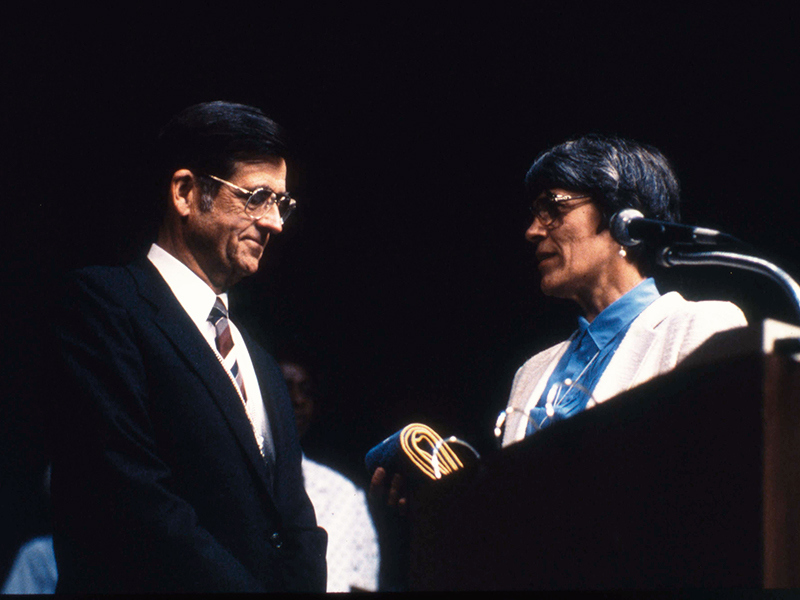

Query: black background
[2,4,799,585]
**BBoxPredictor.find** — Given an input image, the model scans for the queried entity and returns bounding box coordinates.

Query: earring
[618,246,627,258]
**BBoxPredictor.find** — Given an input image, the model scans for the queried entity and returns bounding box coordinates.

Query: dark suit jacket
[49,257,326,593]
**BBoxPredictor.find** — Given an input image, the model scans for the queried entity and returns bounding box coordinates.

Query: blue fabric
[527,278,661,436]
[1,536,57,595]
[365,430,404,476]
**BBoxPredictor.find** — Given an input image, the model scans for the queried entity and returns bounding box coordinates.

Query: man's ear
[170,169,196,217]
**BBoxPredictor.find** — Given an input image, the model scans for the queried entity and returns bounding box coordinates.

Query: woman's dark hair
[525,134,682,271]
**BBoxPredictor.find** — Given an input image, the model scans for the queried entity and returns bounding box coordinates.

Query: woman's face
[526,188,622,305]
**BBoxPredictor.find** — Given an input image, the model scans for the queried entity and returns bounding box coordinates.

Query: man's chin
[239,251,264,272]
[230,259,262,285]
[240,264,261,278]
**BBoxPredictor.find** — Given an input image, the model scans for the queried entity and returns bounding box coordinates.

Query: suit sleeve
[50,271,270,593]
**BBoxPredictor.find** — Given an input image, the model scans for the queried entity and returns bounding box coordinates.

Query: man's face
[185,159,287,292]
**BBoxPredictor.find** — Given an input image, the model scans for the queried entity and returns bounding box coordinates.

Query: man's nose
[255,205,283,233]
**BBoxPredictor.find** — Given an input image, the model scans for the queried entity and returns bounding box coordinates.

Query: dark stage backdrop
[2,5,798,584]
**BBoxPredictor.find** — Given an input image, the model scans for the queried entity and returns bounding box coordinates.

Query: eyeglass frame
[529,190,593,226]
[206,174,296,224]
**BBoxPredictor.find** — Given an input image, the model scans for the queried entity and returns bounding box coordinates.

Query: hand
[369,467,407,517]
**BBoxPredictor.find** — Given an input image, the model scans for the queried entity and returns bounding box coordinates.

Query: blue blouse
[527,278,661,436]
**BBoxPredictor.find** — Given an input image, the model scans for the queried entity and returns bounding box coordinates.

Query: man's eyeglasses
[207,174,296,224]
[530,191,592,226]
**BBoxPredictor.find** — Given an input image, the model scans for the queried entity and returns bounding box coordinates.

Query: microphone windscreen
[610,209,645,246]
[365,423,465,482]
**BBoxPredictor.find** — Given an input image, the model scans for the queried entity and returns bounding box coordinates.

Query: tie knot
[208,298,228,324]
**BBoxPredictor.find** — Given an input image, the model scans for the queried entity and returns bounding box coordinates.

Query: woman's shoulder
[514,339,572,381]
[637,290,748,333]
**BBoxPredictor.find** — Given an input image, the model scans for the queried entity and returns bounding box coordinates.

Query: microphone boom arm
[658,247,800,324]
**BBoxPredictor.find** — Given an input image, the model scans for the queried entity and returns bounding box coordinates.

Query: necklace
[540,321,633,425]
[543,347,601,420]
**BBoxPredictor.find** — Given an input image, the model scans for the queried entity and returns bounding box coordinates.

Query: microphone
[610,209,739,248]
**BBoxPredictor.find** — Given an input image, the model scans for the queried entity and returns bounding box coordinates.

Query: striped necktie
[208,297,246,401]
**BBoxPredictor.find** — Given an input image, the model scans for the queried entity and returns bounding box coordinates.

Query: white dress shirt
[147,243,274,461]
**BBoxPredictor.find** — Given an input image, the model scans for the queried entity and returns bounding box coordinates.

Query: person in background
[1,466,56,595]
[279,353,380,593]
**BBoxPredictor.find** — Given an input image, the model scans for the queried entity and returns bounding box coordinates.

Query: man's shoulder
[61,258,157,304]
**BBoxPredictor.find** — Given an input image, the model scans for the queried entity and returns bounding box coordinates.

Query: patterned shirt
[301,456,380,592]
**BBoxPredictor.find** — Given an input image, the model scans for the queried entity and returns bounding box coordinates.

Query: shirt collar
[147,243,228,327]
[578,278,660,348]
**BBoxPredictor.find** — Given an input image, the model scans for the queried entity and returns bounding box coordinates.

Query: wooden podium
[408,324,800,589]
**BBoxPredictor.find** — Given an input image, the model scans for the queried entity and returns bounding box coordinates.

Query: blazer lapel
[592,292,680,403]
[504,340,571,445]
[126,259,276,498]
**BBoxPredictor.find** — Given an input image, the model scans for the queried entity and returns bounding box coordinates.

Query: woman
[501,134,747,446]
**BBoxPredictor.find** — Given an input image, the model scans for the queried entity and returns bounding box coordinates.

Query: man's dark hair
[156,101,289,210]
[525,134,682,271]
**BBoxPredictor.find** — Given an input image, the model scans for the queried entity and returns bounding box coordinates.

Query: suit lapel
[126,259,276,499]
[239,331,281,449]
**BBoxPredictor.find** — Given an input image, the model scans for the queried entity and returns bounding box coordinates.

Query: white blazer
[502,291,748,447]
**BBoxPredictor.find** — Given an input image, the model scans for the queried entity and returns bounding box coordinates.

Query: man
[279,353,381,592]
[49,102,327,593]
